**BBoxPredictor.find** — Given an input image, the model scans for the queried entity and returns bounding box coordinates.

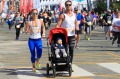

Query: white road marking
[15,64,95,78]
[97,62,120,73]
[0,62,4,68]
[72,64,95,76]
[16,68,46,79]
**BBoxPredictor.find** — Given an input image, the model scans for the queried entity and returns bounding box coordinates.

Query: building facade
[34,0,97,12]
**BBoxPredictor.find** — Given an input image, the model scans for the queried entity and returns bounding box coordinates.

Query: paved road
[0,24,120,79]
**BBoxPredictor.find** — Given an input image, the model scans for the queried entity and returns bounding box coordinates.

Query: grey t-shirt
[85,15,93,22]
[14,16,23,25]
[85,15,93,26]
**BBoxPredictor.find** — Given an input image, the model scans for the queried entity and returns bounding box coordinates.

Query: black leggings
[112,31,120,44]
[48,19,51,27]
[15,25,21,38]
[68,36,75,63]
[8,24,12,30]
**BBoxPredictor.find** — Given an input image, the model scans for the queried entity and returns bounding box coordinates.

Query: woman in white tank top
[25,9,45,72]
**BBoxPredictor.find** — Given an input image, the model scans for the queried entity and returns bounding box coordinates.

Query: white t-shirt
[1,13,7,19]
[112,18,120,32]
[10,14,15,20]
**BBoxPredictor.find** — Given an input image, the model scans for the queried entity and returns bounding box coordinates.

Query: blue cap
[57,38,62,41]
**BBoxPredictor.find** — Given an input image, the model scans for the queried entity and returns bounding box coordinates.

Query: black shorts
[20,23,24,28]
[75,29,82,34]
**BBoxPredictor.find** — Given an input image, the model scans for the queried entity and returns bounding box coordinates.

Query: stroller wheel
[46,63,49,75]
[68,67,72,76]
[53,68,56,77]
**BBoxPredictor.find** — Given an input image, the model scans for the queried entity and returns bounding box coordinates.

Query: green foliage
[93,0,106,13]
[93,0,120,13]
[110,2,120,11]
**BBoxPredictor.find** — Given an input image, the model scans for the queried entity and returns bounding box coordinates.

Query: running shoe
[112,41,114,45]
[36,63,41,68]
[32,68,36,72]
[75,45,79,49]
[106,37,108,40]
[110,37,113,40]
[84,35,88,40]
[88,37,90,41]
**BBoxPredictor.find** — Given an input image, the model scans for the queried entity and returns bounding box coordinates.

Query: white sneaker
[63,53,67,57]
[20,31,23,33]
[56,55,60,58]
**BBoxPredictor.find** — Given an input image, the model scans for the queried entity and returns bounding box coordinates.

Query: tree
[110,1,120,11]
[93,0,106,13]
[93,0,120,13]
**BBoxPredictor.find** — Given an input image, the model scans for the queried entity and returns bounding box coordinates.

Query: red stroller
[46,28,72,77]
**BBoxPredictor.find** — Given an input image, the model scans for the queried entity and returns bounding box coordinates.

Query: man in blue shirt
[74,7,84,48]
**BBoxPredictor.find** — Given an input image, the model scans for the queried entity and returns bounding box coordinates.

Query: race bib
[30,27,40,34]
[9,19,12,21]
[87,22,92,26]
[108,20,112,24]
[16,25,20,28]
[68,28,74,33]
[49,17,51,19]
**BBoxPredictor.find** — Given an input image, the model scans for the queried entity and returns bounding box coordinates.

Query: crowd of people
[0,0,120,72]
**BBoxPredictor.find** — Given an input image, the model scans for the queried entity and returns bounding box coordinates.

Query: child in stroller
[53,38,67,58]
[46,28,72,77]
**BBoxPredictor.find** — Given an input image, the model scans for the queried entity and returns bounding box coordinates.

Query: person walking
[103,10,113,40]
[7,13,13,30]
[112,11,120,47]
[43,11,49,30]
[74,7,84,48]
[25,9,45,72]
[56,1,79,65]
[13,12,23,40]
[84,11,94,40]
[47,10,52,27]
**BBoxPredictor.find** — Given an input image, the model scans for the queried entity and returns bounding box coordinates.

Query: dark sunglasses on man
[65,4,72,6]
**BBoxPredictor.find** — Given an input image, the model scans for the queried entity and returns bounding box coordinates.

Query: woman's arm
[25,21,30,34]
[40,19,45,38]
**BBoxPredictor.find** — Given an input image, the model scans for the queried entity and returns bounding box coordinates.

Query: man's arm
[75,19,79,30]
[55,14,64,28]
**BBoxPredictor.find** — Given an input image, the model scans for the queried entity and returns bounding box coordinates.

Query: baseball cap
[74,7,78,11]
[107,10,111,12]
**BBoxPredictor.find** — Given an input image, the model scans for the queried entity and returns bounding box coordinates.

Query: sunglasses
[65,4,72,6]
[75,10,78,11]
[32,13,38,15]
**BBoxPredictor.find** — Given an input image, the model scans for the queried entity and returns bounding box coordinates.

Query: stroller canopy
[48,28,68,44]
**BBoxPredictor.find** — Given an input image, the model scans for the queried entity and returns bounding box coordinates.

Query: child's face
[57,39,62,44]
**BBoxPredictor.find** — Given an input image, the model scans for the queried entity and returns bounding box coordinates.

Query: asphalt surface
[0,23,120,79]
